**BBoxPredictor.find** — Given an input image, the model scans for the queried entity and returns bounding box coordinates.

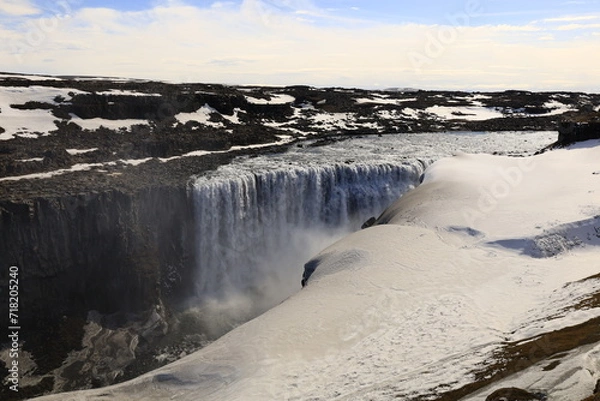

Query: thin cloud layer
[0,0,40,16]
[1,0,599,91]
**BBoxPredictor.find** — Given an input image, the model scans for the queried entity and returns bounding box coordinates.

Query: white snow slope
[35,141,600,401]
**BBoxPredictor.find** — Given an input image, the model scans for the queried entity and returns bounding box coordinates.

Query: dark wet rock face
[486,388,547,401]
[1,73,599,399]
[557,121,600,145]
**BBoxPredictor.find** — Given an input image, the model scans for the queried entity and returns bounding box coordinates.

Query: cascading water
[188,160,428,337]
[184,130,556,337]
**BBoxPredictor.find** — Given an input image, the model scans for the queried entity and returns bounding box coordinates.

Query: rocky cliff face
[1,185,195,319]
[0,185,197,399]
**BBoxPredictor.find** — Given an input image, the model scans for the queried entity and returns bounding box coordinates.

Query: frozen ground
[32,140,600,401]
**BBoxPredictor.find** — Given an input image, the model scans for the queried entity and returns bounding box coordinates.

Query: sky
[1,0,599,91]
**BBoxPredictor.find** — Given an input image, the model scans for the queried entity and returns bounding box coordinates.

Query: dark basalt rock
[301,257,321,287]
[557,121,600,145]
[486,387,547,401]
[361,216,377,229]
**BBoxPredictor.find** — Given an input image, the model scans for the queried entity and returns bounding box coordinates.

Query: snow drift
[33,140,600,401]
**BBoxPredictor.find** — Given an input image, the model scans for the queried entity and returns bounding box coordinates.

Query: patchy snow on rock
[0,86,92,139]
[32,140,600,401]
[158,136,295,163]
[0,85,83,140]
[69,114,149,132]
[426,105,505,121]
[401,107,422,118]
[0,162,116,182]
[543,99,576,115]
[17,157,44,162]
[175,104,224,128]
[308,112,358,130]
[0,73,61,81]
[375,109,403,120]
[95,89,162,97]
[355,96,417,105]
[119,158,153,166]
[66,148,98,155]
[0,108,58,140]
[221,108,244,124]
[245,94,295,105]
[0,85,87,105]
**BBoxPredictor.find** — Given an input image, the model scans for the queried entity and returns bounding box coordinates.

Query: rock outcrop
[486,388,547,401]
[557,121,600,145]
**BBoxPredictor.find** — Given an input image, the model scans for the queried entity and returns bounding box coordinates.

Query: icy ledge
[35,140,600,401]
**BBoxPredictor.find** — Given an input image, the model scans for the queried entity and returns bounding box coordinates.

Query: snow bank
[0,163,116,182]
[245,94,295,105]
[95,89,161,97]
[0,73,61,81]
[33,141,600,401]
[426,105,505,121]
[174,104,224,127]
[355,96,417,105]
[69,114,149,132]
[66,148,98,155]
[0,86,90,139]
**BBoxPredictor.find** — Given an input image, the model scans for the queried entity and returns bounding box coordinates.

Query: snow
[95,90,161,97]
[543,99,575,115]
[308,112,358,130]
[32,139,600,401]
[69,114,149,132]
[355,96,417,105]
[0,85,87,105]
[0,162,115,182]
[0,86,89,140]
[17,157,44,162]
[0,108,58,140]
[0,73,61,81]
[401,108,421,118]
[222,108,243,124]
[426,105,505,121]
[157,136,294,163]
[174,104,224,127]
[245,94,295,105]
[66,148,98,155]
[119,158,153,166]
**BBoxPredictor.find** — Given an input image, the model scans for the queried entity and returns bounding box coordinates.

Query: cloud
[543,15,599,22]
[555,23,600,30]
[1,0,599,91]
[0,0,40,16]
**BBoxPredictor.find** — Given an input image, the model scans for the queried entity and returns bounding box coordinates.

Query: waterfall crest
[189,160,428,336]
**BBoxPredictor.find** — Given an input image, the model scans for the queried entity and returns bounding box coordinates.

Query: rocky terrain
[1,72,599,198]
[1,72,599,400]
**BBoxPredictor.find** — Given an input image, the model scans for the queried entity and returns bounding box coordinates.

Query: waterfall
[188,160,428,337]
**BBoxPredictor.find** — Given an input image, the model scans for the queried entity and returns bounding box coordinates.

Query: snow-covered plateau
[32,140,600,401]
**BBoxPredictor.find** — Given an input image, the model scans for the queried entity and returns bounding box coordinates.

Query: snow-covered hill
[31,140,600,401]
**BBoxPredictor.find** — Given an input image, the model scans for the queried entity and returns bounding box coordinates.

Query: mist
[184,162,425,338]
